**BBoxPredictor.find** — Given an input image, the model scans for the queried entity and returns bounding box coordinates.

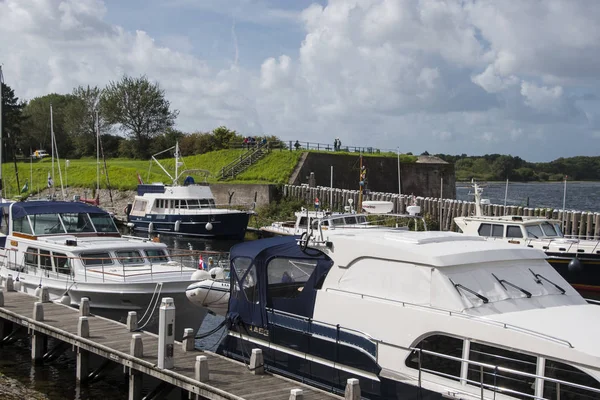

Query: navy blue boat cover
[10,201,108,219]
[228,236,333,328]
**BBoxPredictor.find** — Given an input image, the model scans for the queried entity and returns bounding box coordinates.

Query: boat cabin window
[506,225,523,238]
[40,250,52,271]
[53,252,71,275]
[25,247,39,269]
[89,213,119,233]
[544,359,600,399]
[231,257,258,303]
[267,258,317,299]
[467,342,536,398]
[478,223,504,237]
[144,249,169,263]
[187,199,200,209]
[133,200,147,212]
[526,225,544,238]
[405,334,463,382]
[29,213,64,235]
[13,217,33,235]
[116,250,145,265]
[298,217,309,227]
[344,216,357,224]
[61,213,95,233]
[81,252,114,266]
[540,222,561,237]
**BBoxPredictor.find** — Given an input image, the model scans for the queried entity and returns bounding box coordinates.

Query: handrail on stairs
[220,142,269,179]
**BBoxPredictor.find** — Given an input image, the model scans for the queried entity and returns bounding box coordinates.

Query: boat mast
[96,110,100,194]
[175,141,180,185]
[50,103,55,196]
[358,151,364,212]
[0,65,4,199]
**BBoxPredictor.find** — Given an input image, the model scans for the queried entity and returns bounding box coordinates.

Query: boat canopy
[10,201,107,219]
[228,236,333,328]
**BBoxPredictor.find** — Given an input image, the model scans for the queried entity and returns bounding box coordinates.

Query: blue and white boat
[216,229,600,399]
[126,143,251,240]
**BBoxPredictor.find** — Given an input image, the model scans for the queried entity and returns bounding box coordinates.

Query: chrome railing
[325,288,573,348]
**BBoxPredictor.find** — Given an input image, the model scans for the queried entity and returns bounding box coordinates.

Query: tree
[66,86,110,157]
[101,75,179,158]
[21,93,79,158]
[1,81,27,161]
[212,126,238,150]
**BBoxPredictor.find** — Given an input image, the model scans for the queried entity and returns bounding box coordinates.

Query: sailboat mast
[0,65,4,199]
[358,152,363,212]
[96,110,100,193]
[50,104,55,195]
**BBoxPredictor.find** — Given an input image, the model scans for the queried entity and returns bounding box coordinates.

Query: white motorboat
[126,143,252,240]
[260,200,423,237]
[0,200,206,340]
[455,182,600,298]
[213,227,600,399]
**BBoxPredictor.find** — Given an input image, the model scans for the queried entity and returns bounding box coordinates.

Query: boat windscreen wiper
[449,279,489,304]
[492,273,532,298]
[528,268,566,294]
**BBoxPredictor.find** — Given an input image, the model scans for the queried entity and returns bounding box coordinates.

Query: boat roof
[36,236,169,251]
[10,201,107,219]
[320,230,547,267]
[456,215,561,225]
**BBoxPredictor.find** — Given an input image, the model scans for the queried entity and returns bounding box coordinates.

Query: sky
[1,0,600,162]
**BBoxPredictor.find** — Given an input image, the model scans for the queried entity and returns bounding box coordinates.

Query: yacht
[214,229,600,399]
[126,143,252,240]
[0,200,207,340]
[454,182,600,298]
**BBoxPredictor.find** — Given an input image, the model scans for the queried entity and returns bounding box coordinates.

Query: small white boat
[186,267,231,316]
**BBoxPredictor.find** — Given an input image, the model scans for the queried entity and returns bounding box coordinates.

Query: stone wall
[288,152,456,199]
[209,183,279,207]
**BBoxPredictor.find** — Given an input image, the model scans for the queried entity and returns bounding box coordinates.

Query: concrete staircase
[219,142,270,180]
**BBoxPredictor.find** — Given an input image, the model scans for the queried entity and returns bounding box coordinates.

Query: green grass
[0,149,416,198]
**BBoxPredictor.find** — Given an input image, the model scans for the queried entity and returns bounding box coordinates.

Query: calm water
[456,181,600,213]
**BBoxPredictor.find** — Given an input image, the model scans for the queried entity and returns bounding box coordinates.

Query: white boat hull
[2,270,207,341]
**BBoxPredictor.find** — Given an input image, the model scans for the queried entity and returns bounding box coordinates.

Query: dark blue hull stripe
[218,332,442,400]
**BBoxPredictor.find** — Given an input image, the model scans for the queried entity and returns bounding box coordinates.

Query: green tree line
[433,153,600,182]
[0,75,280,162]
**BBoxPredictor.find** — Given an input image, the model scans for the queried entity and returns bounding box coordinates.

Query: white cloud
[520,81,564,112]
[2,0,600,160]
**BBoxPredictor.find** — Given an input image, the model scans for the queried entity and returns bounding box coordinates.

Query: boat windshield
[23,212,119,235]
[526,222,563,239]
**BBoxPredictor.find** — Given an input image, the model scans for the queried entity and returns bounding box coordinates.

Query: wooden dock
[0,285,344,400]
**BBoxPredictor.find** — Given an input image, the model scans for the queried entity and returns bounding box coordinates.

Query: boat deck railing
[325,288,574,348]
[1,248,229,283]
[410,346,600,400]
[267,309,600,399]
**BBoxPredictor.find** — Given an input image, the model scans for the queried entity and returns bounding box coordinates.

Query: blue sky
[2,0,600,162]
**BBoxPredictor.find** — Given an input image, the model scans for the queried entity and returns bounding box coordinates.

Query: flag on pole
[47,172,53,188]
[136,172,144,185]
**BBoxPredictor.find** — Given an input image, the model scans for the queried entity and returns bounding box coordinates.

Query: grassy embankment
[0,149,306,198]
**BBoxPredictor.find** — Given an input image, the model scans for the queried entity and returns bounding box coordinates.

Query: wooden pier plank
[0,290,340,400]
